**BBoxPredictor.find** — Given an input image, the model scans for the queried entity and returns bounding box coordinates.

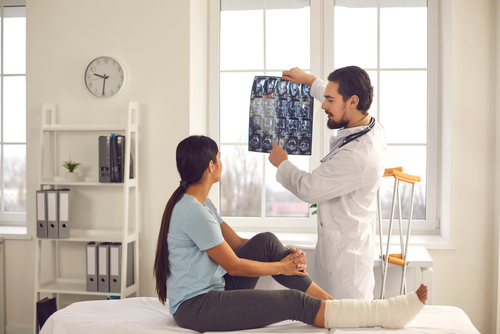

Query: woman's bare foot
[416,284,428,305]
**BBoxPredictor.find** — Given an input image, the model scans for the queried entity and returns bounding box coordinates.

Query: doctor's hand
[279,253,308,276]
[282,67,317,87]
[269,144,288,168]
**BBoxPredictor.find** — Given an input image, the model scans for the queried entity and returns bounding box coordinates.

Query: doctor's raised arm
[269,66,387,301]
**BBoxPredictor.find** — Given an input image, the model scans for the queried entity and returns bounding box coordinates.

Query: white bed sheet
[40,297,479,334]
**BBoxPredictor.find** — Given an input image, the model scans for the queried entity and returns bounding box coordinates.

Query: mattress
[40,297,479,334]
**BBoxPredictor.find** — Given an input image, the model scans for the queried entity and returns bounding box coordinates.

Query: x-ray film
[248,76,313,155]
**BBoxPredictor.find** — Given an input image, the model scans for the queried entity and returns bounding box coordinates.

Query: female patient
[154,135,427,332]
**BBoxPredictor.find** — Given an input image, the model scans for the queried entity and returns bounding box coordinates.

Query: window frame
[0,0,26,226]
[209,0,441,234]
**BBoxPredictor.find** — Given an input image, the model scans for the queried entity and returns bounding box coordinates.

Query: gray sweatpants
[173,232,323,332]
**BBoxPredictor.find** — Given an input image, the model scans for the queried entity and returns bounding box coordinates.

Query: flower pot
[65,172,78,182]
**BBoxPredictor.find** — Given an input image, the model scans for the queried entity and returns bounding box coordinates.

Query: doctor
[268,66,386,300]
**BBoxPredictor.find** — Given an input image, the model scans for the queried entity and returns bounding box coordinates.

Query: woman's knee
[253,232,281,245]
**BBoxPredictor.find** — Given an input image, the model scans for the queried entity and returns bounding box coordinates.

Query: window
[210,0,439,233]
[0,4,26,225]
[329,0,438,231]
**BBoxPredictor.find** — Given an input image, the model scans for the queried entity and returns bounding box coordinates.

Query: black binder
[111,134,125,182]
[98,136,111,182]
[36,297,57,330]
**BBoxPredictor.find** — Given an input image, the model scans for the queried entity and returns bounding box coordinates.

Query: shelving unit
[33,102,140,333]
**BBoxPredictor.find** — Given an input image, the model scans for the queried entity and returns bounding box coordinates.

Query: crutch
[379,168,421,299]
[377,167,403,296]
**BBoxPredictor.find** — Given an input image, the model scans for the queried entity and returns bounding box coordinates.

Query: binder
[127,241,135,287]
[46,190,58,239]
[36,190,48,238]
[99,136,111,183]
[86,242,98,292]
[36,297,57,330]
[109,243,122,293]
[98,242,111,292]
[110,134,125,182]
[57,189,70,239]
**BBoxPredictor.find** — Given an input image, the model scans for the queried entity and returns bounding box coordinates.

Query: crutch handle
[393,170,421,184]
[382,253,402,260]
[388,256,406,266]
[383,167,404,177]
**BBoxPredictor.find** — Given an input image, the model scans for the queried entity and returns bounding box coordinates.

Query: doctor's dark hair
[153,135,219,305]
[328,66,373,114]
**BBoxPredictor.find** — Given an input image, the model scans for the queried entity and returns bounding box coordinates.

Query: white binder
[109,243,122,293]
[98,242,111,292]
[36,190,48,238]
[58,189,70,238]
[46,190,58,239]
[86,242,98,292]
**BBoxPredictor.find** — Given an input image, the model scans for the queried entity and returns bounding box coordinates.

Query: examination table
[40,296,479,334]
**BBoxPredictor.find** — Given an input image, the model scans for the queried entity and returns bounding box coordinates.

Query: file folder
[110,134,125,182]
[99,136,111,183]
[36,190,48,238]
[57,189,70,239]
[36,297,57,330]
[98,242,111,292]
[127,241,135,287]
[46,190,58,239]
[109,243,122,293]
[86,242,98,292]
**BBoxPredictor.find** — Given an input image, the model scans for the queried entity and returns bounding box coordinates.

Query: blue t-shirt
[166,194,226,315]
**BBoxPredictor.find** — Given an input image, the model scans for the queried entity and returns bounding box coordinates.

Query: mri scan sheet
[248,76,313,155]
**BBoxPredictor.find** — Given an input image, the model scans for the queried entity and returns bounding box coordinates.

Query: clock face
[84,57,126,98]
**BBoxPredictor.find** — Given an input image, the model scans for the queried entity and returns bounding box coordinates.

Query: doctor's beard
[327,105,349,130]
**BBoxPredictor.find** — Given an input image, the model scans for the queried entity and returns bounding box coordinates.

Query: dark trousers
[173,232,323,332]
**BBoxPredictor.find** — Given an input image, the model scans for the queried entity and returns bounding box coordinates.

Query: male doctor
[269,66,387,300]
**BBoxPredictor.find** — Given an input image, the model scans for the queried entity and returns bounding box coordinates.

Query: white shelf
[37,279,137,296]
[35,229,136,243]
[34,102,141,333]
[40,181,124,186]
[42,124,126,132]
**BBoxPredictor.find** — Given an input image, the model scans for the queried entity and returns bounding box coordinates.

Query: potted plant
[62,156,81,182]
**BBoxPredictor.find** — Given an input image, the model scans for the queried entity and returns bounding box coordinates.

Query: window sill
[0,226,31,240]
[237,231,457,250]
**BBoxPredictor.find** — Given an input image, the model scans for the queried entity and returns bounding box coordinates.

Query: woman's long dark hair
[153,135,219,304]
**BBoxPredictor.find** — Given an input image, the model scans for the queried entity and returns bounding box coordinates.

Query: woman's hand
[286,247,307,273]
[280,252,308,276]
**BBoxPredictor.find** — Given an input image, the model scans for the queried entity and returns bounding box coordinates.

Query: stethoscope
[320,117,376,163]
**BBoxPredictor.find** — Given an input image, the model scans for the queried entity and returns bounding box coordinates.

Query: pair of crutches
[377,167,421,299]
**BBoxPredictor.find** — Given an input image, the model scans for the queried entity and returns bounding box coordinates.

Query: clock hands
[94,73,109,96]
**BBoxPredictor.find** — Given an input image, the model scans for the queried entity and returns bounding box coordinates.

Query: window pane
[380,2,427,68]
[380,145,426,220]
[266,155,309,217]
[4,144,26,212]
[379,71,426,144]
[3,76,26,142]
[4,7,26,74]
[220,145,262,217]
[220,3,263,70]
[366,70,378,115]
[334,0,377,69]
[266,5,310,70]
[220,72,262,143]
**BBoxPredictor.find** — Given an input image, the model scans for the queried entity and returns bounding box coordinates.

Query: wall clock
[84,56,126,98]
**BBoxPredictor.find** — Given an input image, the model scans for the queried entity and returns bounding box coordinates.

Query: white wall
[427,0,497,333]
[1,0,498,333]
[17,0,205,330]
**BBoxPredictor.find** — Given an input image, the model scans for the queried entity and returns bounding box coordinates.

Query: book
[36,297,57,330]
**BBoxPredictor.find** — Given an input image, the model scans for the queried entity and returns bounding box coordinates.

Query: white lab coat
[276,79,386,300]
